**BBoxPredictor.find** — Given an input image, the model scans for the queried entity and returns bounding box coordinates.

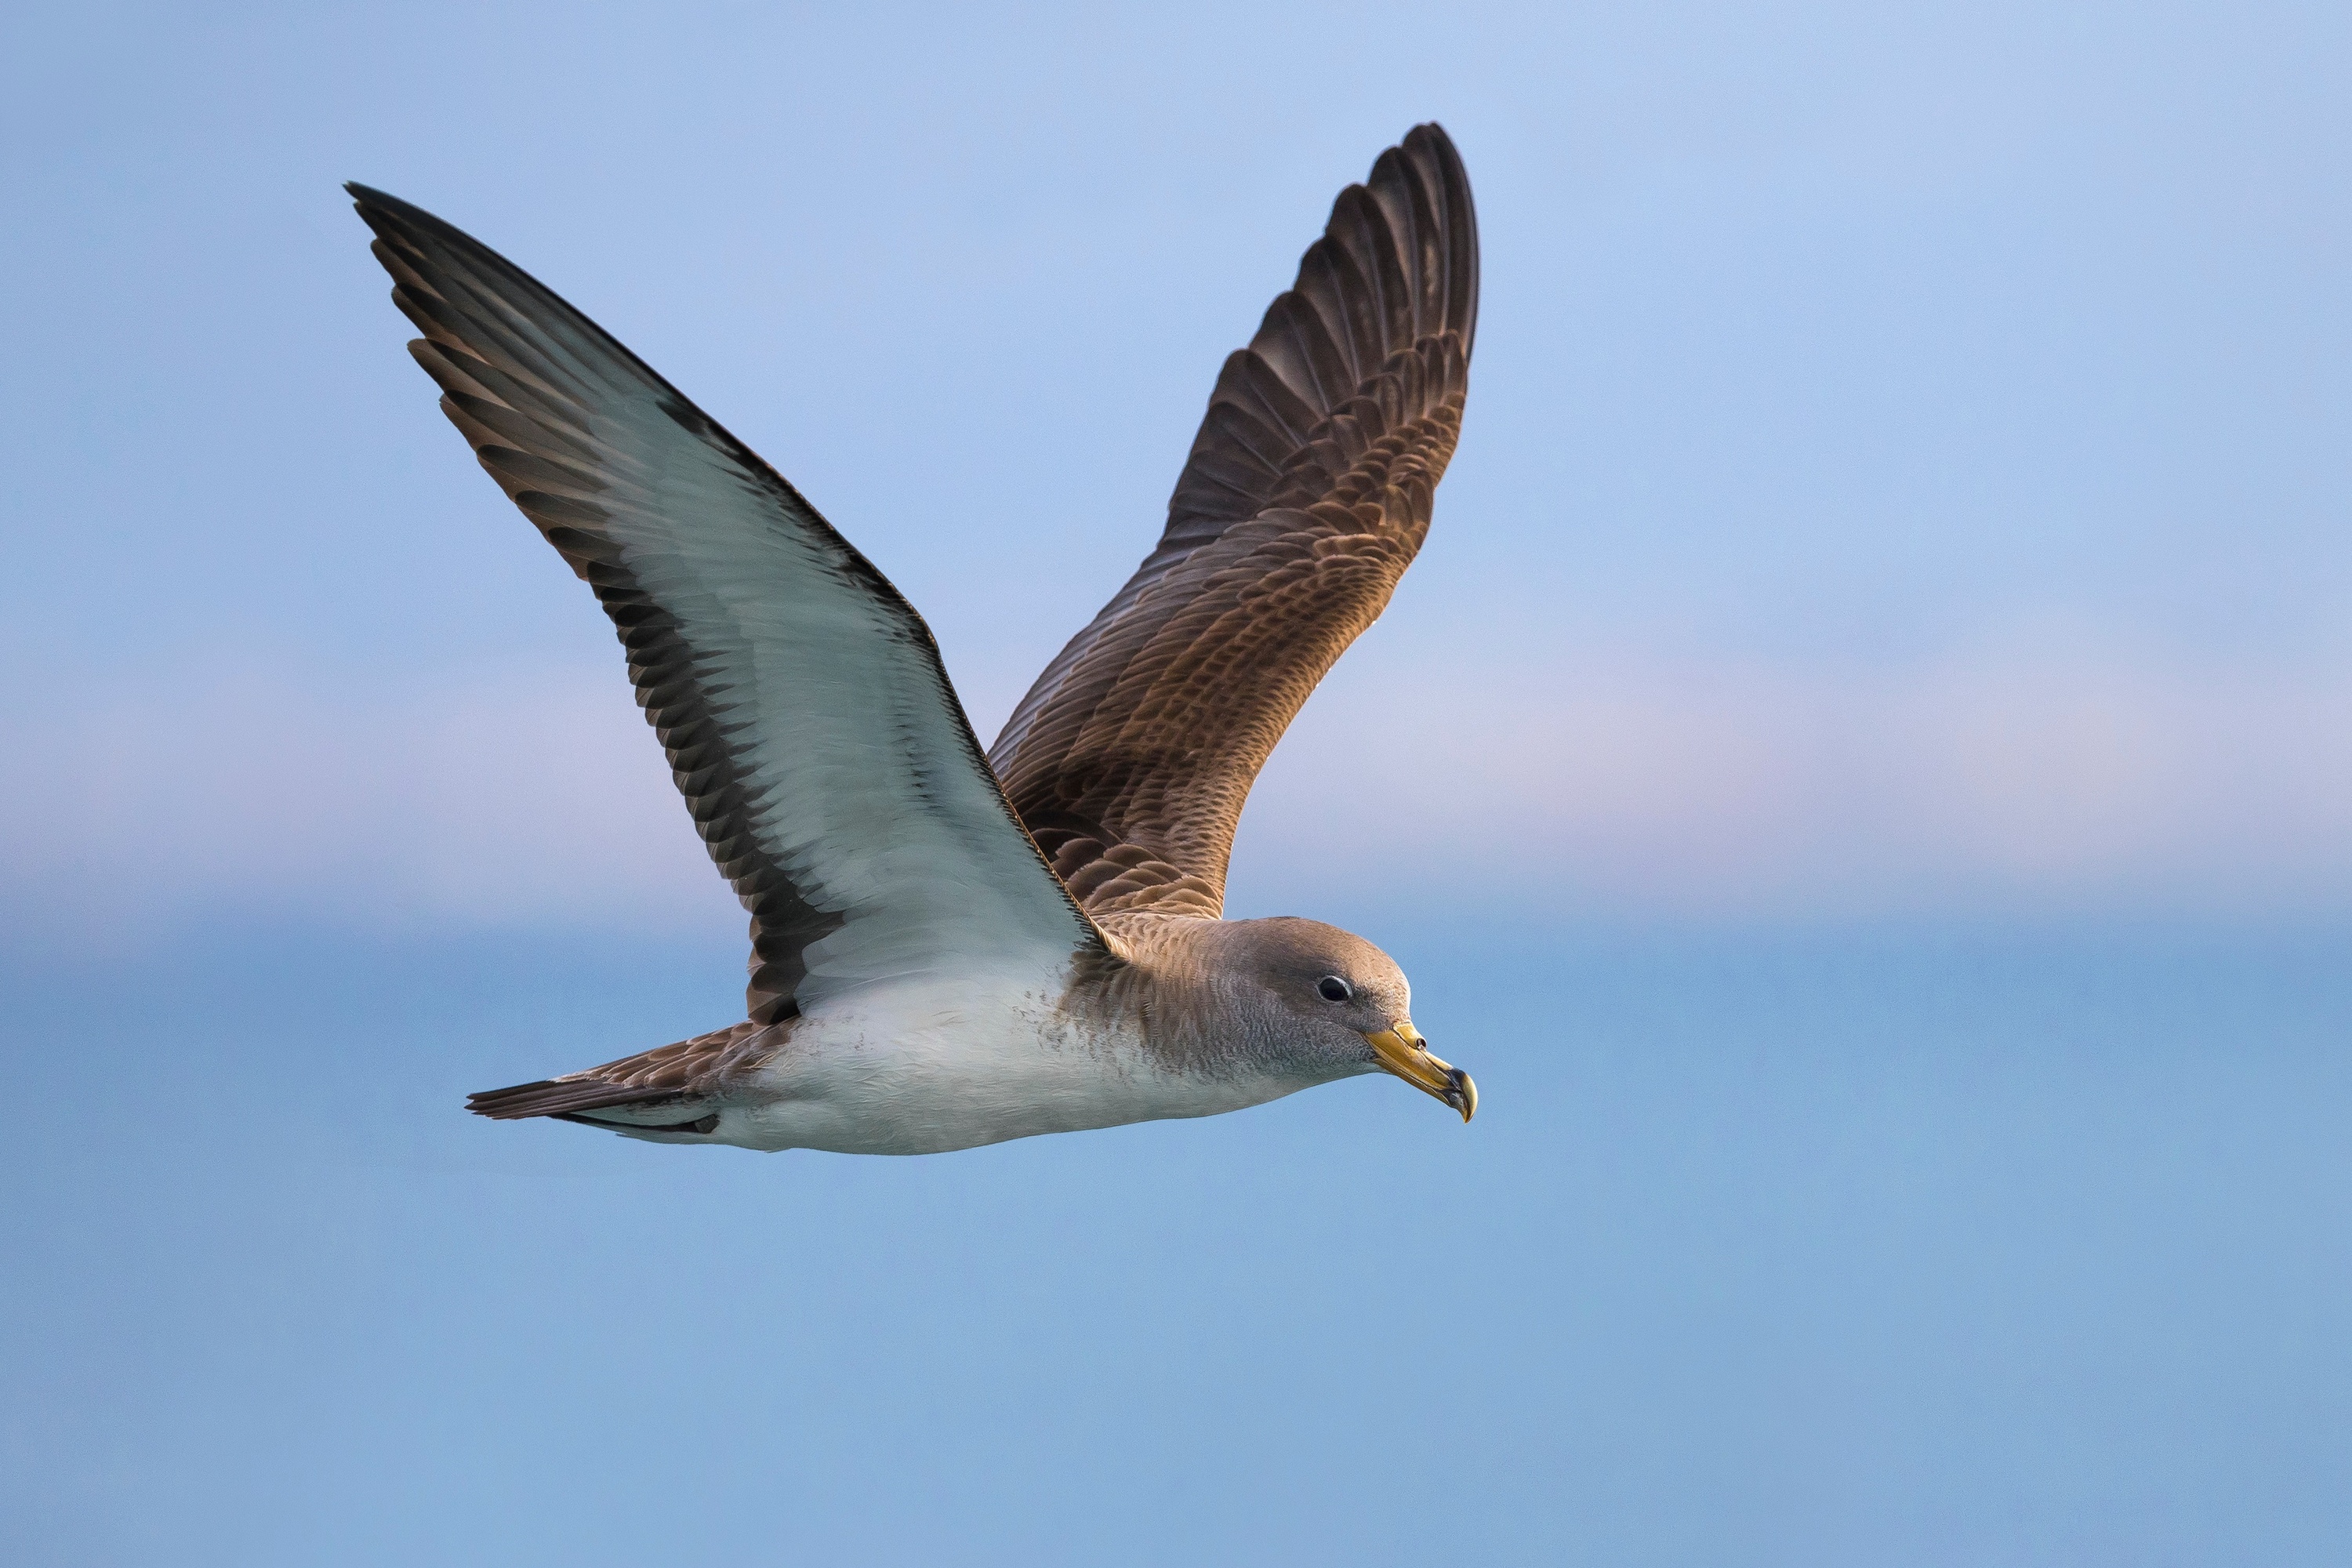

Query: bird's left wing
[350,185,1109,1022]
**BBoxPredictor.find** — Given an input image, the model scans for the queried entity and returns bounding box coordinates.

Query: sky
[2,0,2347,943]
[3,2,2350,1563]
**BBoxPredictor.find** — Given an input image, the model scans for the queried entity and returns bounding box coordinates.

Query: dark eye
[1317,975,1353,1004]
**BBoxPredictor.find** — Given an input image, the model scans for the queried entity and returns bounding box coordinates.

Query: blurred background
[2,2,2346,1563]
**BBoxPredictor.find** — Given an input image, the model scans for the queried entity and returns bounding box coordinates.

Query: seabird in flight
[349,122,1480,1154]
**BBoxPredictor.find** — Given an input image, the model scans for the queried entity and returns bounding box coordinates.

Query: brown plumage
[466,1020,774,1128]
[990,124,1477,918]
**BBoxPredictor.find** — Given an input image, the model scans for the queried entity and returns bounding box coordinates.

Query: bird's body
[475,917,1399,1153]
[351,124,1482,1155]
[650,960,1171,1157]
[681,958,1134,1156]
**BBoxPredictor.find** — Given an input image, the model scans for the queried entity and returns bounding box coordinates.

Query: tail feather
[466,1018,773,1134]
[466,1077,695,1121]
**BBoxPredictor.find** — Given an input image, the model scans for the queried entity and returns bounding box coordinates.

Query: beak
[1363,1021,1477,1123]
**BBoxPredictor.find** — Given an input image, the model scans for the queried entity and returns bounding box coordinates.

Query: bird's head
[1218,916,1476,1122]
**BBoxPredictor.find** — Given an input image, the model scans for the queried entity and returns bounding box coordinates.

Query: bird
[349,122,1479,1156]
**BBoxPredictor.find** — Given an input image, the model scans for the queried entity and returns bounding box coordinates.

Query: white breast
[715,958,1300,1154]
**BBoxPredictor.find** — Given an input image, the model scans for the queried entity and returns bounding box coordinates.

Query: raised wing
[351,185,1106,1022]
[986,124,1478,919]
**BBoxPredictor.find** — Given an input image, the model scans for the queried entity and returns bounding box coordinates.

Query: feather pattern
[987,124,1478,917]
[350,185,1107,1025]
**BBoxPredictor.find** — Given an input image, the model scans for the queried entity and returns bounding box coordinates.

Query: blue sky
[4,4,2350,1563]
[4,0,2347,943]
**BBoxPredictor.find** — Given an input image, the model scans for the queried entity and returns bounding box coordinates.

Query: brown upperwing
[986,123,1479,918]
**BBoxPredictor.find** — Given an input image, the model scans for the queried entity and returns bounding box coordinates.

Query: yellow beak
[1363,1021,1477,1123]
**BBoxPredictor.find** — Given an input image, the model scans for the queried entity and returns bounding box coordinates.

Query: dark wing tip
[1164,122,1479,532]
[344,180,438,219]
[1390,122,1479,353]
[1401,122,1454,161]
[343,181,491,262]
[344,180,422,227]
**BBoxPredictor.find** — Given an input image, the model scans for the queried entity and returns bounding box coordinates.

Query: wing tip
[344,179,410,222]
[1403,121,1456,154]
[1393,122,1479,350]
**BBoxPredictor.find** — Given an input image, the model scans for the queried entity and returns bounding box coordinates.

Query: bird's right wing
[351,185,1108,1023]
[987,124,1478,918]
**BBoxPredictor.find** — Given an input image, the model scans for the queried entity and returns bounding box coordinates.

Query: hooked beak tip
[1364,1025,1479,1125]
[1450,1067,1478,1123]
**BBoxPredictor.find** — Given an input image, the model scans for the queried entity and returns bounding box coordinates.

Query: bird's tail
[466,1019,772,1139]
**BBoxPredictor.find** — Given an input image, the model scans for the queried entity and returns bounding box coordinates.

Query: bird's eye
[1317,976,1352,1003]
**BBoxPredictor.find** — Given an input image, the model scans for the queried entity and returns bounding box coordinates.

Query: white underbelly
[717,967,1294,1154]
